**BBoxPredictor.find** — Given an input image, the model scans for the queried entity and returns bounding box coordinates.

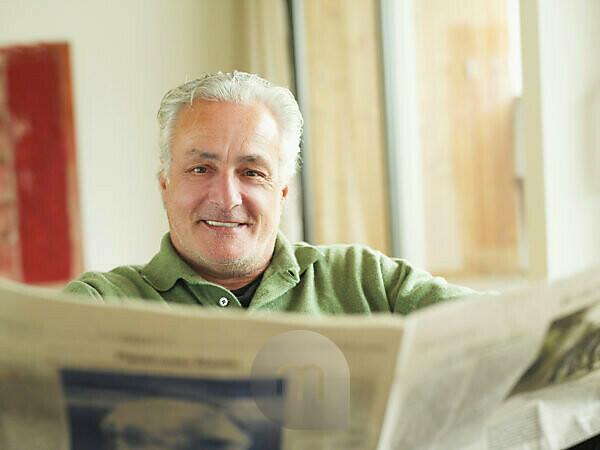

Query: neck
[167,232,276,291]
[200,268,265,291]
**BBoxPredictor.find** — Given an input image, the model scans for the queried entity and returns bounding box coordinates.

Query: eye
[191,166,207,174]
[244,169,264,178]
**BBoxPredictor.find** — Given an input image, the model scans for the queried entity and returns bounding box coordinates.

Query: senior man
[65,71,474,313]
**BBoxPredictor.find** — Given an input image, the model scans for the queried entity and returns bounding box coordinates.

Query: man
[65,71,474,313]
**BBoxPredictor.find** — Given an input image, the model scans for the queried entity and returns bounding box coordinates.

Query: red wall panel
[0,43,81,284]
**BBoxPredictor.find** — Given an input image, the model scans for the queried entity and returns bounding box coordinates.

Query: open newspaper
[0,267,599,450]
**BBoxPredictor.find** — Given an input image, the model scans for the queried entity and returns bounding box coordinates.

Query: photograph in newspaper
[511,300,600,395]
[60,369,284,450]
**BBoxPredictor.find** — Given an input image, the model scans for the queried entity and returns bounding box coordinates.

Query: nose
[207,172,242,210]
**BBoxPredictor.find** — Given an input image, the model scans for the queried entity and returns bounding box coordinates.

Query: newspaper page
[484,267,600,450]
[0,280,403,450]
[377,284,554,450]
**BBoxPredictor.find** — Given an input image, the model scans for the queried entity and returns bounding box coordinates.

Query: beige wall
[521,0,600,280]
[0,0,247,271]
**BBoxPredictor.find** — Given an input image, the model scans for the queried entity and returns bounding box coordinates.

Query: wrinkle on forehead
[177,100,279,141]
[173,100,280,170]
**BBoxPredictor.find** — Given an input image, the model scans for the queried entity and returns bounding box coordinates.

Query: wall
[521,0,600,280]
[0,0,245,271]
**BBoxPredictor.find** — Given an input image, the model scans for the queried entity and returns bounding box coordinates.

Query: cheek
[166,182,203,211]
[245,188,282,213]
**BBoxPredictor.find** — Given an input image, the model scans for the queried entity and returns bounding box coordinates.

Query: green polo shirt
[64,233,475,314]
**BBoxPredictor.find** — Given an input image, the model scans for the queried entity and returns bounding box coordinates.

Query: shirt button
[218,297,229,307]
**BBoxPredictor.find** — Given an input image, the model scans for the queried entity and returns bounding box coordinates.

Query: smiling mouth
[202,220,246,229]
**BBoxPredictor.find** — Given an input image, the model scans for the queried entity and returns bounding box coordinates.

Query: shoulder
[293,241,405,283]
[292,240,476,313]
[63,265,148,300]
[298,241,395,270]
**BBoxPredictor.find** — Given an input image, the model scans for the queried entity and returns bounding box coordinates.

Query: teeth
[205,220,240,228]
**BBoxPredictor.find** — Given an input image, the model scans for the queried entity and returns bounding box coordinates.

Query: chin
[207,258,260,279]
[204,251,254,267]
[209,254,246,266]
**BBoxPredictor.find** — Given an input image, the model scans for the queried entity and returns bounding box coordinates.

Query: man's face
[160,99,288,285]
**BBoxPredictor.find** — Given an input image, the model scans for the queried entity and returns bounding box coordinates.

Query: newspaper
[0,267,599,450]
[0,282,401,450]
[378,285,552,450]
[484,269,600,450]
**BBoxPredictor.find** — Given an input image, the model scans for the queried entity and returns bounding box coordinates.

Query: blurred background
[0,0,598,290]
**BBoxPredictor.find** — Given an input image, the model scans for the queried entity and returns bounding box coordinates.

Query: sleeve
[379,254,479,314]
[63,279,105,301]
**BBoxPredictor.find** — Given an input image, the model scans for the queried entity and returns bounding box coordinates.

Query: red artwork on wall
[0,43,81,285]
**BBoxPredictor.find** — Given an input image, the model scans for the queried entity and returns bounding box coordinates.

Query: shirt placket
[186,282,242,309]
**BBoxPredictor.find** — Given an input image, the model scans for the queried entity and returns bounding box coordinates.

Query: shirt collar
[141,234,205,291]
[261,232,324,284]
[141,232,324,292]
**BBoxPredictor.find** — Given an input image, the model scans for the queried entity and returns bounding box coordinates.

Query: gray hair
[157,71,303,185]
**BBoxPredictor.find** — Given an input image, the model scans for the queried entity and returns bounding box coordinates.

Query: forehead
[171,99,280,149]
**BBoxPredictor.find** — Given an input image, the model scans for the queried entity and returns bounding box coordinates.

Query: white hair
[157,71,303,185]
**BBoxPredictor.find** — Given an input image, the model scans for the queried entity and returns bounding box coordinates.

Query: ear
[159,173,169,200]
[281,185,289,202]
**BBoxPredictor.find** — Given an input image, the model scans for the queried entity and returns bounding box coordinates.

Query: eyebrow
[185,149,219,160]
[186,149,273,167]
[237,154,272,167]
